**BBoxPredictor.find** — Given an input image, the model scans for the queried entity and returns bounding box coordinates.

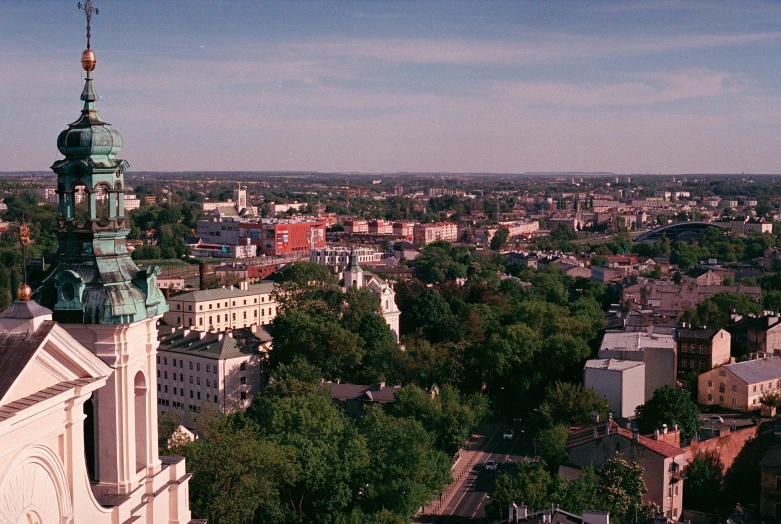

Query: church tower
[32,2,171,499]
[343,247,364,289]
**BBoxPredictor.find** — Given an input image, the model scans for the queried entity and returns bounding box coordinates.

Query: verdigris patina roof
[32,67,167,325]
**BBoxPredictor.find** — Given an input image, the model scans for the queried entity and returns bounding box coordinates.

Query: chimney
[662,423,668,434]
[632,429,639,442]
[654,429,660,440]
[199,261,207,290]
[509,503,519,523]
[591,411,600,423]
[518,504,528,520]
[593,428,599,440]
[672,423,678,431]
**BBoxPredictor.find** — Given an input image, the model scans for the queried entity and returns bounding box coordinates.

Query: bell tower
[33,1,168,496]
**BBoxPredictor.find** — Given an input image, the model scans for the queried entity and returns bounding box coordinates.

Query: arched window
[134,371,148,473]
[94,183,111,220]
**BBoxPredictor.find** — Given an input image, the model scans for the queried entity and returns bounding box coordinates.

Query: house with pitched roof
[566,419,687,521]
[698,355,781,411]
[329,382,401,417]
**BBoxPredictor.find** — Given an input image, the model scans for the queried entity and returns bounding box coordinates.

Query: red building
[240,219,325,256]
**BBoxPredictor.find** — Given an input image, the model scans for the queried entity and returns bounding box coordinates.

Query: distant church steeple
[344,247,364,289]
[33,1,166,325]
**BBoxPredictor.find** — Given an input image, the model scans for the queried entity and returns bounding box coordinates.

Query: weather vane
[77,1,99,49]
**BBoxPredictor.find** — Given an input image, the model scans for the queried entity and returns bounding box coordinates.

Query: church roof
[0,377,101,423]
[0,322,56,401]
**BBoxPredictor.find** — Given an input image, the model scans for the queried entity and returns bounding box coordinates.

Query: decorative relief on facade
[0,462,63,524]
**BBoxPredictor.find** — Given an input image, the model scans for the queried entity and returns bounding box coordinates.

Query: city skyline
[2,1,781,174]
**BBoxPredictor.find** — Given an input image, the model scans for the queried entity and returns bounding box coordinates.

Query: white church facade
[0,5,196,522]
[342,250,401,341]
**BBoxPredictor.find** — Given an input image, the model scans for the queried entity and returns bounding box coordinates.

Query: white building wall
[584,361,645,419]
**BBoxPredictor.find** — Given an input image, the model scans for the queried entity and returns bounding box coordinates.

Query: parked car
[707,415,725,424]
[503,429,514,440]
[485,460,497,471]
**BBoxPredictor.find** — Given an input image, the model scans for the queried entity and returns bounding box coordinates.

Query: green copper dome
[33,69,168,325]
[56,76,123,160]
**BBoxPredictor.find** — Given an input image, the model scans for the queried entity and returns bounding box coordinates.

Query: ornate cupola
[34,3,167,325]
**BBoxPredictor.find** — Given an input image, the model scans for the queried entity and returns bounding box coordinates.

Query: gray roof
[158,328,265,360]
[759,446,781,469]
[726,356,781,385]
[0,300,52,319]
[0,321,56,401]
[169,282,275,303]
[329,383,400,403]
[678,328,719,341]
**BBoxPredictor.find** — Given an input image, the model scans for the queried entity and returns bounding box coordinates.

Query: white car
[707,415,725,424]
[503,429,514,440]
[485,460,497,471]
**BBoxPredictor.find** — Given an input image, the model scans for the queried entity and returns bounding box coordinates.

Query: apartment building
[157,328,269,417]
[311,246,384,268]
[251,219,326,256]
[344,219,368,233]
[698,355,781,411]
[368,219,393,235]
[715,216,773,234]
[677,328,731,383]
[392,221,416,239]
[567,420,686,520]
[412,222,459,244]
[747,316,781,354]
[162,281,277,331]
[598,328,677,401]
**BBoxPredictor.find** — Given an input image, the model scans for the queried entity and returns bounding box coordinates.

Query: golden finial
[17,222,31,301]
[78,1,99,71]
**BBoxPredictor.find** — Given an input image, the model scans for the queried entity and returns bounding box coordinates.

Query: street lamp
[485,494,504,522]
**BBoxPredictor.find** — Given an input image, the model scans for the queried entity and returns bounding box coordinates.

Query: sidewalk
[415,421,499,523]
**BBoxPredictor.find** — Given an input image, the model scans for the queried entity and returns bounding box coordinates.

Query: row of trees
[488,457,653,523]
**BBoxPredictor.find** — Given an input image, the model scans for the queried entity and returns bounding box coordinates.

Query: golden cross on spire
[77,1,99,49]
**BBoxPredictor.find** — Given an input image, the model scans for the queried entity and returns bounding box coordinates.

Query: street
[435,424,534,524]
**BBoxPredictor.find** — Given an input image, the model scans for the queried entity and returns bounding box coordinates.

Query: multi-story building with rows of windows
[161,281,276,332]
[156,328,269,419]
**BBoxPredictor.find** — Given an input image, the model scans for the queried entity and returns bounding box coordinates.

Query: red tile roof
[567,420,683,458]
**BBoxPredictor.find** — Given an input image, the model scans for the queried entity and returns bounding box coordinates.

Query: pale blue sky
[2,1,781,174]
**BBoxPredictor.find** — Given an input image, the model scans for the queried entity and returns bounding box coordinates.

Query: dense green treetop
[635,385,702,439]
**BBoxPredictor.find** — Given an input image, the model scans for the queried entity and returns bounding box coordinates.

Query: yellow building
[698,355,781,411]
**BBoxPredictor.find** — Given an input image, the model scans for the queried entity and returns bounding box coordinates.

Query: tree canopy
[635,385,702,439]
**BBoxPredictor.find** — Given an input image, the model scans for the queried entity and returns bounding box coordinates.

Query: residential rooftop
[723,356,781,385]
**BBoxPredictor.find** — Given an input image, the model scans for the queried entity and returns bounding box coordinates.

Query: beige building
[747,316,781,354]
[157,328,269,418]
[698,355,781,411]
[567,420,686,520]
[413,222,459,244]
[162,281,276,332]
